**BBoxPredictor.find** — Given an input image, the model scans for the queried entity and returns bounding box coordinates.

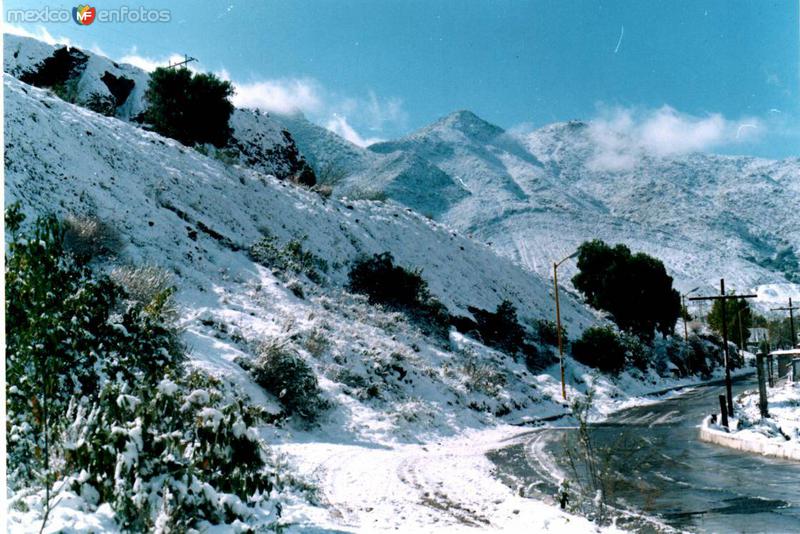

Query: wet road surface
[491,376,800,533]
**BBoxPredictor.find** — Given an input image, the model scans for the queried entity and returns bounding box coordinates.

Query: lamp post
[682,287,700,344]
[554,250,579,401]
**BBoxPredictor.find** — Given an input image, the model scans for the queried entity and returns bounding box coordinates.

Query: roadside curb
[698,426,800,461]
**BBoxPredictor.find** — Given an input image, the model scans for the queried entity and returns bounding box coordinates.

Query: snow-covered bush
[461,301,550,369]
[619,332,649,372]
[302,327,331,358]
[460,356,506,397]
[84,92,117,116]
[63,373,275,531]
[5,206,181,484]
[250,232,328,283]
[347,252,450,338]
[240,340,329,422]
[6,206,282,530]
[665,334,726,378]
[62,213,124,263]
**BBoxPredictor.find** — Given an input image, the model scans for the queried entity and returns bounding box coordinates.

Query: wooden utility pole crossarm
[689,278,757,416]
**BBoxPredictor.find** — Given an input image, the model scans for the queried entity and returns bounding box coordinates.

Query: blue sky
[5,0,799,157]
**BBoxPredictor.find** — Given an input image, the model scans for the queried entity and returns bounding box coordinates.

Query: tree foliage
[572,240,681,342]
[143,67,234,147]
[5,205,277,530]
[348,252,450,338]
[708,296,753,349]
[571,326,627,374]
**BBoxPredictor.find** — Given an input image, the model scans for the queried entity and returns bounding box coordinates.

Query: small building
[768,348,800,380]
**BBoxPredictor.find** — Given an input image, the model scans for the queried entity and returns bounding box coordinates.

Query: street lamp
[682,287,700,344]
[554,250,579,401]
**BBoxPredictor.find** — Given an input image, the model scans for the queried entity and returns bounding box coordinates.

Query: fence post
[756,352,769,418]
[718,394,729,430]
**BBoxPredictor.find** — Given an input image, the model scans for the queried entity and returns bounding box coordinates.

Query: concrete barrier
[699,426,800,462]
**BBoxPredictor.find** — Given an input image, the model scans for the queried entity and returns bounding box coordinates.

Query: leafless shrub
[310,184,334,198]
[460,356,506,397]
[110,265,178,323]
[303,327,330,358]
[63,214,124,262]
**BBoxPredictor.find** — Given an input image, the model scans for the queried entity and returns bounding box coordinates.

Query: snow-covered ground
[702,379,800,460]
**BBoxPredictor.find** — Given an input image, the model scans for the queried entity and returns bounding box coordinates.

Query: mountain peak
[427,109,505,139]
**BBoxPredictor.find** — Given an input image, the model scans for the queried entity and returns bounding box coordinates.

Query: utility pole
[166,54,197,69]
[771,298,798,348]
[553,250,579,401]
[690,279,757,416]
[737,308,746,352]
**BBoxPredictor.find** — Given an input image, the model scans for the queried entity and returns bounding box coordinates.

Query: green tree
[143,67,234,147]
[571,240,681,342]
[707,296,752,350]
[571,326,627,374]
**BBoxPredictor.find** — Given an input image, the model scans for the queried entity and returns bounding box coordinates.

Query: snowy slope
[3,34,315,181]
[5,71,625,531]
[288,109,799,308]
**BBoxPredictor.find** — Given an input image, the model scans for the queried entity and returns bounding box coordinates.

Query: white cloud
[325,114,384,147]
[231,79,323,115]
[587,105,763,171]
[229,78,404,146]
[336,91,408,134]
[4,23,71,46]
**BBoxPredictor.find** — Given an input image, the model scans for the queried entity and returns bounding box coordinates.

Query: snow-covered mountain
[287,109,800,306]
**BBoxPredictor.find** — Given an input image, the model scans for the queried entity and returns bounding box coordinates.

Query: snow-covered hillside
[285,109,800,308]
[5,68,626,531]
[3,34,316,182]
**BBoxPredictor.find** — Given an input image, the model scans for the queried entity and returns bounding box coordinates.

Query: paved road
[491,376,800,533]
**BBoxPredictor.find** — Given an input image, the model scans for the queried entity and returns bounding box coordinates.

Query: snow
[702,379,800,460]
[269,426,625,533]
[156,378,179,396]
